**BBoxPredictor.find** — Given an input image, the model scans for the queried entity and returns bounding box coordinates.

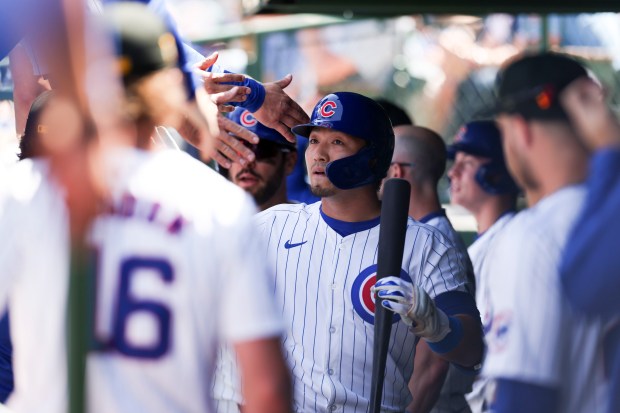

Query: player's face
[447,152,490,212]
[229,141,290,207]
[305,128,366,197]
[496,115,539,190]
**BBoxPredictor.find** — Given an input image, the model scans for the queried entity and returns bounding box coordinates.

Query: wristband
[241,77,266,112]
[220,71,266,112]
[427,316,463,354]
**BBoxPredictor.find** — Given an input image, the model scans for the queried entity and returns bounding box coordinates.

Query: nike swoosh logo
[284,240,307,249]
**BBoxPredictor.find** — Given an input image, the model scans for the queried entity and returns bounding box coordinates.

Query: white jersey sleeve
[409,219,469,299]
[217,193,283,343]
[0,160,71,413]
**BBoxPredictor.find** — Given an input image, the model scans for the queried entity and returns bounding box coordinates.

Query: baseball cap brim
[291,123,314,138]
[447,141,490,160]
[292,122,335,138]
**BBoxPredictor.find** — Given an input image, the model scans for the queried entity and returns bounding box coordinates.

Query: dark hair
[375,98,414,127]
[19,91,54,160]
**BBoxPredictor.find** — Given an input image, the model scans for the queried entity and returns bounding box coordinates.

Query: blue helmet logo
[319,100,338,118]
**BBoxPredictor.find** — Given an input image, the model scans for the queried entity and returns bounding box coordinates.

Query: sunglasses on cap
[237,138,291,161]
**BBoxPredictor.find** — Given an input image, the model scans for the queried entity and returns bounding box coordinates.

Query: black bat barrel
[369,178,411,413]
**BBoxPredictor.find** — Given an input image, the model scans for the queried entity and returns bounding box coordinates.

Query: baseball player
[212,108,298,413]
[214,91,483,413]
[383,124,475,413]
[446,120,518,413]
[479,52,609,413]
[0,89,61,403]
[224,107,298,211]
[559,76,620,413]
[0,4,292,412]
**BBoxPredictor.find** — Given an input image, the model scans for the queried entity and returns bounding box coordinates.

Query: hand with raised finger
[373,277,451,342]
[253,74,309,143]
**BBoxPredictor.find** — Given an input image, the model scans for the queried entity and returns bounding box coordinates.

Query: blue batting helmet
[447,120,519,195]
[292,92,394,189]
[229,108,295,150]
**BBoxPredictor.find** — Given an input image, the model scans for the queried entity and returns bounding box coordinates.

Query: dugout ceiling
[245,0,620,16]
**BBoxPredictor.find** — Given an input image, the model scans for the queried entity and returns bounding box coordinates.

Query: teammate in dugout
[445,120,519,413]
[382,125,476,413]
[216,92,483,413]
[223,107,298,210]
[479,52,610,413]
[0,4,292,412]
[559,74,620,413]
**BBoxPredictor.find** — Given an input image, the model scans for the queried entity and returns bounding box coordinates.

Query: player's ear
[389,163,403,179]
[284,151,298,175]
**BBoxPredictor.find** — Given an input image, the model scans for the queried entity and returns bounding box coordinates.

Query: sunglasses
[238,138,292,161]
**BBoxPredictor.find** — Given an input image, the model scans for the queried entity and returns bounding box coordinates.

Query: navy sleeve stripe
[434,291,480,319]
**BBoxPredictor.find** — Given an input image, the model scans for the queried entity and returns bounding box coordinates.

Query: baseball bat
[369,178,411,413]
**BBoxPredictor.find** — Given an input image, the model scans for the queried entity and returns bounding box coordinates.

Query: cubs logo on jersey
[485,310,512,354]
[351,264,411,324]
[240,110,258,127]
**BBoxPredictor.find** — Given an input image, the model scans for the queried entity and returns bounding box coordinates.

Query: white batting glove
[372,277,451,342]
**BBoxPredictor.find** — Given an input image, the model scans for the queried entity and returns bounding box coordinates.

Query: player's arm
[147,0,308,150]
[374,279,483,368]
[407,340,448,413]
[234,336,293,413]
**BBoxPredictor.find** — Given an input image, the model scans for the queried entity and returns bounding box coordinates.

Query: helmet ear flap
[475,162,519,195]
[326,146,377,190]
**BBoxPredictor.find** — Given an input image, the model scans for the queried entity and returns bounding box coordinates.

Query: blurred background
[2,1,620,210]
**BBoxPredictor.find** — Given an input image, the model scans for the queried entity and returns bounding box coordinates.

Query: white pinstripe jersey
[0,149,282,413]
[254,201,469,413]
[481,185,609,413]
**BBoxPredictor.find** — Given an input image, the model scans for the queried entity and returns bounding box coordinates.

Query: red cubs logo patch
[319,101,337,118]
[454,126,467,143]
[351,265,411,325]
[240,110,258,127]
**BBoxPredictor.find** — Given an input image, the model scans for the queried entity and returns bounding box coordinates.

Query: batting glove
[372,277,451,343]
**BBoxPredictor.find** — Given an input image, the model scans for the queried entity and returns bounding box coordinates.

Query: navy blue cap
[229,108,295,150]
[483,52,588,120]
[291,92,393,145]
[447,120,505,163]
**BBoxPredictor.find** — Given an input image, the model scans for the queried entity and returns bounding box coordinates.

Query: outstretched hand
[253,74,309,143]
[212,115,258,169]
[197,52,251,113]
[372,277,450,342]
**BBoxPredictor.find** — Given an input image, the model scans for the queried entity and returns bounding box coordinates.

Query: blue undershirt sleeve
[491,378,559,413]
